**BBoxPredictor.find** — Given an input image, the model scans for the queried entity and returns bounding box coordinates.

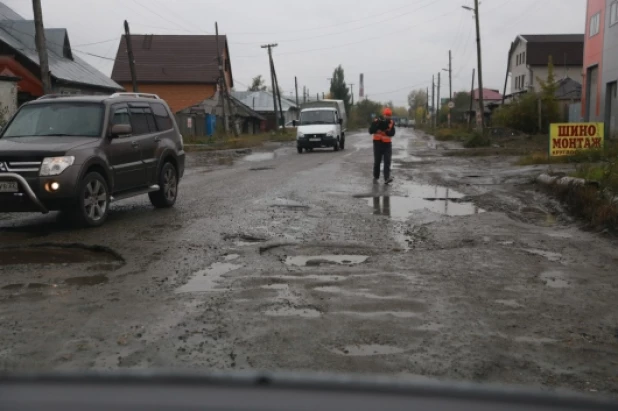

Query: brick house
[111,34,233,113]
[582,0,618,137]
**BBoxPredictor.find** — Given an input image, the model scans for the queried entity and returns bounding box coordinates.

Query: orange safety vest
[372,120,394,143]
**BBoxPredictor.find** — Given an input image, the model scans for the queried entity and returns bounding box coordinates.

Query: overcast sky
[4,0,586,106]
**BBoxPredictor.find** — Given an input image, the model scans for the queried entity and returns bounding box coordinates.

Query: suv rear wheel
[73,172,110,227]
[149,162,178,208]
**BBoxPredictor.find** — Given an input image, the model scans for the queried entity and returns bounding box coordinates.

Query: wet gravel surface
[1,129,617,396]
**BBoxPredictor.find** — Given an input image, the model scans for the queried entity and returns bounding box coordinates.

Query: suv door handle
[131,141,140,148]
[154,136,161,142]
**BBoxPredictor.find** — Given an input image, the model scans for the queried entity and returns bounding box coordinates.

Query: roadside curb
[536,173,618,205]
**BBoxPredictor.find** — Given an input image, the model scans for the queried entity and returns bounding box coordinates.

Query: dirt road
[1,128,617,395]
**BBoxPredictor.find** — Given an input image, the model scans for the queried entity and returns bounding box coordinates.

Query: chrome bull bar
[0,172,49,213]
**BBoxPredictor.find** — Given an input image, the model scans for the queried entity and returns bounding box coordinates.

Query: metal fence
[568,102,583,123]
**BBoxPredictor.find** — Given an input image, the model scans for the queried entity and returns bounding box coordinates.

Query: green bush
[463,132,491,148]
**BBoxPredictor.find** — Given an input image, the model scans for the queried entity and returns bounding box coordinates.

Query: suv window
[150,103,173,131]
[111,106,130,126]
[130,107,157,135]
[2,103,104,138]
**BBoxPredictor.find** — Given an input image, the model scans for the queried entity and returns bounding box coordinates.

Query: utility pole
[473,0,485,135]
[261,43,279,129]
[350,83,355,105]
[123,21,139,93]
[448,50,453,102]
[294,76,299,108]
[468,68,476,128]
[32,0,51,94]
[322,92,325,100]
[437,72,441,127]
[303,86,306,103]
[426,86,429,125]
[216,22,230,134]
[431,75,435,129]
[270,54,285,129]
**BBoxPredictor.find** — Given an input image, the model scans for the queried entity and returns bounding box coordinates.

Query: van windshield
[1,103,104,138]
[299,110,337,125]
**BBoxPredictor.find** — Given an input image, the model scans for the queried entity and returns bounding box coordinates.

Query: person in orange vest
[369,107,396,184]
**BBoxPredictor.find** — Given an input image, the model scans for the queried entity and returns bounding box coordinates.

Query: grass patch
[549,183,618,232]
[517,141,618,165]
[184,130,296,151]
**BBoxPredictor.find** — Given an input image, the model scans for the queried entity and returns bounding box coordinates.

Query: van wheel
[333,139,340,152]
[297,147,303,154]
[74,172,110,228]
[340,137,345,150]
[149,162,178,208]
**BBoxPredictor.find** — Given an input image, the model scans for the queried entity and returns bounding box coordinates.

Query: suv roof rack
[110,92,161,100]
[37,94,64,100]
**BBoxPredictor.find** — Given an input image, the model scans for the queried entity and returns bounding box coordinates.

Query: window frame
[590,12,601,37]
[610,1,618,26]
[150,102,174,131]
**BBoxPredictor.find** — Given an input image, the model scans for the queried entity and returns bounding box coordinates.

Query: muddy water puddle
[244,152,276,162]
[177,262,243,293]
[0,244,121,266]
[331,344,405,356]
[314,285,400,300]
[540,270,570,288]
[285,255,368,267]
[366,183,483,220]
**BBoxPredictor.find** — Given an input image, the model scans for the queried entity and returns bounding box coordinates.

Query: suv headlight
[40,156,75,176]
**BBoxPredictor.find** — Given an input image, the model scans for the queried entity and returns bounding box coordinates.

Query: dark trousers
[373,141,392,180]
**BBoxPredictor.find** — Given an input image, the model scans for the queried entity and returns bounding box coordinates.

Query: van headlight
[40,156,75,176]
[326,131,335,137]
[297,132,304,140]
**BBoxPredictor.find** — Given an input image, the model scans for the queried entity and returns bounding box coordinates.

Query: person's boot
[385,177,394,185]
[373,178,379,184]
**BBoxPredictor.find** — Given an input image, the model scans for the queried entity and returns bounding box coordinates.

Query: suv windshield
[2,103,104,138]
[300,110,337,125]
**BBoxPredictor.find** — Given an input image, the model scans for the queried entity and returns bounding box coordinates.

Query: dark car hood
[0,136,98,157]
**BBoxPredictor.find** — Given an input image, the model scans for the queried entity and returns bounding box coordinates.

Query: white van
[293,100,347,153]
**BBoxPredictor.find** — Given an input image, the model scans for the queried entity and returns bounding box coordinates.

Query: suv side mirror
[338,118,343,125]
[110,123,132,138]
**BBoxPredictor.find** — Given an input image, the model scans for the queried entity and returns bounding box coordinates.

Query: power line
[130,0,194,34]
[226,0,435,36]
[231,0,441,45]
[234,8,461,59]
[73,37,119,48]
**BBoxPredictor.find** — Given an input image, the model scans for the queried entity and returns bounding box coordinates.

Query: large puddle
[244,152,276,162]
[285,255,368,267]
[176,262,242,293]
[364,183,483,220]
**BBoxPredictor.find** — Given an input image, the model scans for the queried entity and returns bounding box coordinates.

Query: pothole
[0,244,123,266]
[269,198,310,209]
[356,182,483,220]
[244,152,276,162]
[249,166,275,171]
[264,305,321,318]
[285,255,368,267]
[64,275,109,286]
[223,233,268,243]
[331,344,405,356]
[540,270,570,288]
[176,262,243,293]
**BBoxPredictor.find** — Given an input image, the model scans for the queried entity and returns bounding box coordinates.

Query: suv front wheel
[149,162,178,208]
[73,172,110,227]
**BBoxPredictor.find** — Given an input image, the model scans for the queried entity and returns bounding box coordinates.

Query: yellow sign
[549,123,604,156]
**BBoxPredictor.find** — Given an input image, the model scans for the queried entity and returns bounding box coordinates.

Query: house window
[516,54,520,65]
[610,1,618,26]
[590,12,601,36]
[522,51,526,64]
